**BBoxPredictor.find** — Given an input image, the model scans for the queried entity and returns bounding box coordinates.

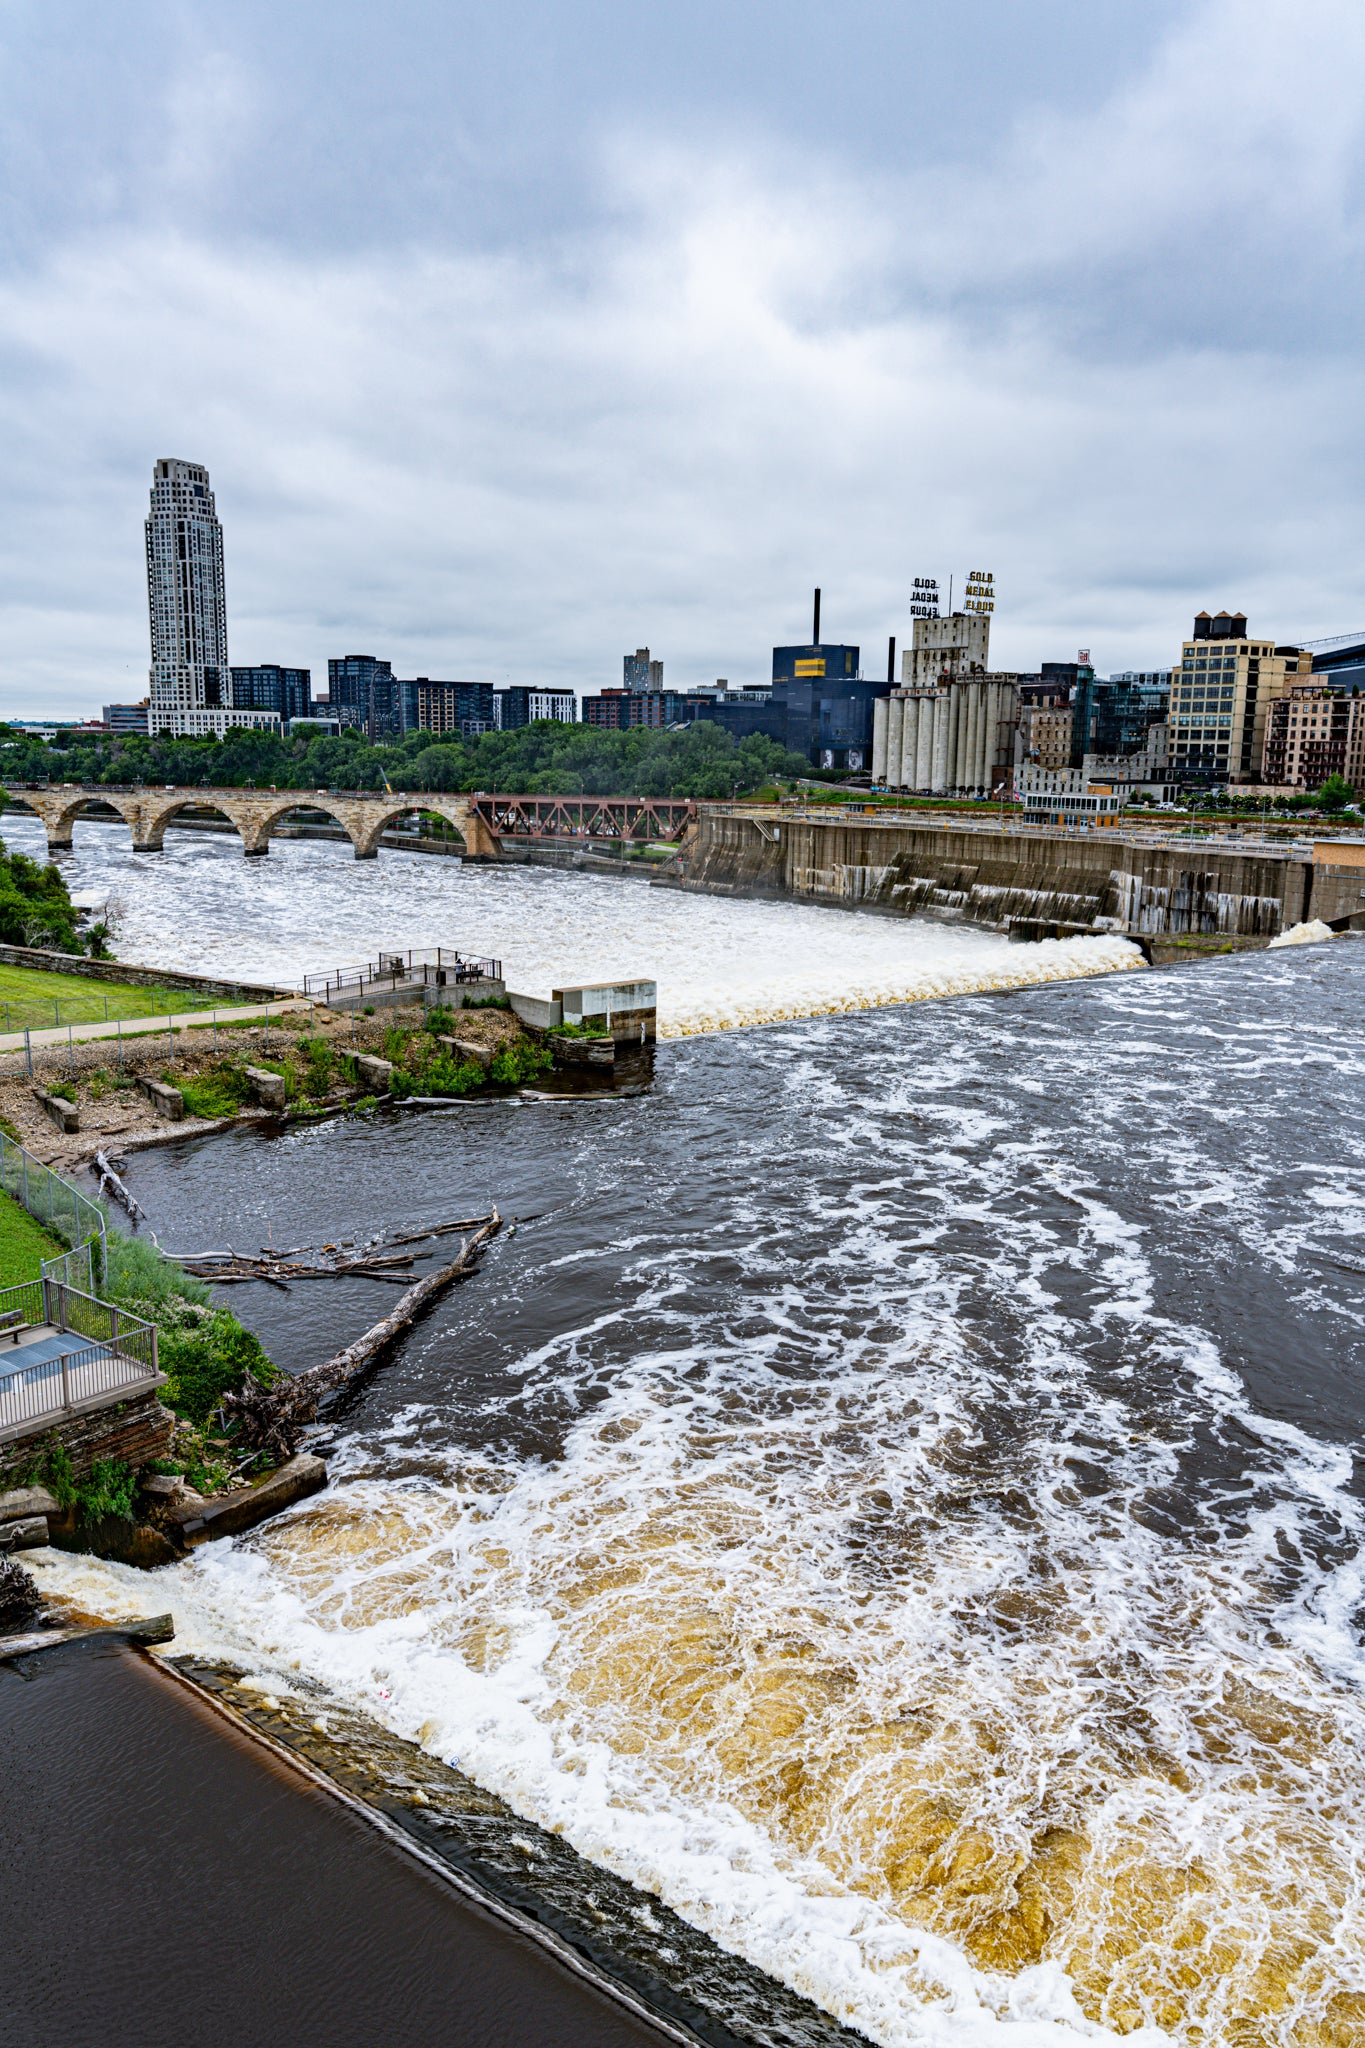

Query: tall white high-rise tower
[144,459,277,736]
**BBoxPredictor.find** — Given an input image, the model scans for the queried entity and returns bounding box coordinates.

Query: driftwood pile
[169,1215,493,1290]
[217,1211,501,1463]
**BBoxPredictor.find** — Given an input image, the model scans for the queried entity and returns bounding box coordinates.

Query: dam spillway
[680,810,1365,948]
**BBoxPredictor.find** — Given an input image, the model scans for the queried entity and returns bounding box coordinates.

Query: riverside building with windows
[495,687,577,728]
[145,459,278,737]
[410,679,496,736]
[230,664,312,721]
[1262,683,1365,790]
[1167,612,1309,783]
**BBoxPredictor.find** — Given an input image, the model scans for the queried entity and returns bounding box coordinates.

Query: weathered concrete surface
[435,1032,490,1070]
[0,1485,59,1524]
[12,785,502,862]
[0,1390,175,1484]
[0,1515,48,1550]
[685,812,1307,942]
[170,1453,328,1548]
[32,1087,79,1132]
[137,1076,185,1119]
[1309,841,1365,928]
[243,1064,288,1109]
[348,1052,395,1092]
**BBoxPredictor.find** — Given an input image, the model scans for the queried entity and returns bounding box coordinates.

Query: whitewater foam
[22,828,1365,2048]
[0,816,1143,1038]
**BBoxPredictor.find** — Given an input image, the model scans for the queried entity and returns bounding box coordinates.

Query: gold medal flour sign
[963,570,995,615]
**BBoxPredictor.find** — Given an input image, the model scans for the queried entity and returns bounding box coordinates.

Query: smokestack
[887,635,896,683]
[812,587,821,645]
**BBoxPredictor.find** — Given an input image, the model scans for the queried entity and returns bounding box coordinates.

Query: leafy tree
[0,847,80,950]
[1,718,815,803]
[1315,773,1356,813]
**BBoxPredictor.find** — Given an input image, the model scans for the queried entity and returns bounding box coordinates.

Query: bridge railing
[302,949,502,1001]
[0,1280,159,1443]
[470,795,696,841]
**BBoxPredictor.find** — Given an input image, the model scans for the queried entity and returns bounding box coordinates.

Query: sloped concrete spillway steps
[685,812,1315,943]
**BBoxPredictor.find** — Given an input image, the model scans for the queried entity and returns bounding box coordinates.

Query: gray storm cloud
[1,0,1362,716]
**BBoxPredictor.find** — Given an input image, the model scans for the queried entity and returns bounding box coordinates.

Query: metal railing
[303,948,502,1000]
[0,1131,107,1287]
[0,1278,158,1442]
[709,804,1315,858]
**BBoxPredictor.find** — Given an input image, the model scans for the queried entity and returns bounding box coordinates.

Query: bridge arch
[347,796,476,860]
[236,794,373,858]
[132,793,249,852]
[9,783,500,860]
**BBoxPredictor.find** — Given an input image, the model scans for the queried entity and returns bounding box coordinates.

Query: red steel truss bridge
[468,795,697,844]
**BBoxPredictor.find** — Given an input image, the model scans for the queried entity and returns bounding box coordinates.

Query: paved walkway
[0,995,309,1055]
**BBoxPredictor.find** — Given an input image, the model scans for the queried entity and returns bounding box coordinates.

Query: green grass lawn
[0,961,250,1033]
[0,1187,65,1286]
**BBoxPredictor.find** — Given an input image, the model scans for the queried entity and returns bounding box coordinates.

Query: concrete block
[137,1076,185,1120]
[244,1064,288,1110]
[508,992,562,1032]
[351,1053,395,1092]
[435,1034,489,1069]
[172,1453,328,1549]
[32,1088,79,1134]
[0,1487,59,1524]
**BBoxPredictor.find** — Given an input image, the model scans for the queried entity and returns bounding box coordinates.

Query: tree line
[6,718,819,801]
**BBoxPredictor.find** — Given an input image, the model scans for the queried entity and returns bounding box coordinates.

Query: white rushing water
[2,815,1142,1033]
[24,819,1365,2048]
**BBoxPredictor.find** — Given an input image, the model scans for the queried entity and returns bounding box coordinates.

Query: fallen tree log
[94,1149,148,1224]
[218,1210,501,1461]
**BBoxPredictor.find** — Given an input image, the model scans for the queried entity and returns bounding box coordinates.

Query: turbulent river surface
[20,823,1365,2048]
[0,815,1140,1031]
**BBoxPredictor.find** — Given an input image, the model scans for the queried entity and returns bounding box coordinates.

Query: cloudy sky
[3,0,1364,717]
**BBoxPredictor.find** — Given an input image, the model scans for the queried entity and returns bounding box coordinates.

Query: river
[16,821,1365,2048]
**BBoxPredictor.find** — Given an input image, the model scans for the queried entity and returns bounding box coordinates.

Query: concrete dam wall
[683,814,1314,944]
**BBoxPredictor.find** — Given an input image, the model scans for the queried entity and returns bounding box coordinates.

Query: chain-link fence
[0,1131,106,1288]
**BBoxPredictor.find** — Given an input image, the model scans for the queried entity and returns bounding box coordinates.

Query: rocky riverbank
[0,999,546,1168]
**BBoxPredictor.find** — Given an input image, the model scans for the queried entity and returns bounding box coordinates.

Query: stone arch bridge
[9,786,502,861]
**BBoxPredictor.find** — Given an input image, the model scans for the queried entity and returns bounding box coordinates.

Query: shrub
[80,1456,138,1522]
[154,1301,279,1428]
[489,1041,552,1086]
[175,1064,251,1120]
[297,1035,334,1099]
[25,1441,137,1522]
[104,1228,278,1431]
[421,1054,485,1096]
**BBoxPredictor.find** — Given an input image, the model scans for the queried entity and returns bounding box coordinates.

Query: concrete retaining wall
[0,943,288,1002]
[684,813,1305,941]
[0,1388,175,1483]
